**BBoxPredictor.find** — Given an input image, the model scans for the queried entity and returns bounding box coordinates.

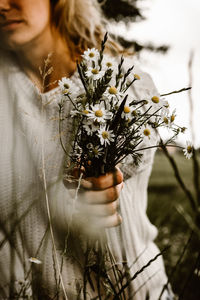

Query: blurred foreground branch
[157,51,200,299]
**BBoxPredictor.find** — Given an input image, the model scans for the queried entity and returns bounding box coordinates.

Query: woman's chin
[0,36,30,51]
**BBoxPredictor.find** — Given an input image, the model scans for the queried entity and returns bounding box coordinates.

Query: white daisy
[70,104,91,118]
[121,105,133,120]
[169,109,176,124]
[102,55,118,72]
[70,109,79,117]
[58,77,79,97]
[143,94,164,114]
[150,95,165,110]
[85,67,105,80]
[139,125,153,144]
[134,73,141,80]
[161,100,170,116]
[29,257,42,264]
[92,145,104,158]
[83,119,99,135]
[98,126,115,146]
[82,48,100,62]
[126,73,141,86]
[81,108,90,116]
[104,85,123,100]
[161,115,170,126]
[183,141,193,159]
[88,104,113,123]
[160,108,176,129]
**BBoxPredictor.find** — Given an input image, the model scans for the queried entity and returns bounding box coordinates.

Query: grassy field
[147,150,200,299]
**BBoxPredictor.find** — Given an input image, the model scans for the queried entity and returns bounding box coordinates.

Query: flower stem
[160,87,191,97]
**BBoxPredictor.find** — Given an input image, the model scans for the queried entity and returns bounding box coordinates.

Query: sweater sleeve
[120,64,159,180]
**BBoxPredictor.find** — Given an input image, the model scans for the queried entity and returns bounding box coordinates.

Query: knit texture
[0,52,170,299]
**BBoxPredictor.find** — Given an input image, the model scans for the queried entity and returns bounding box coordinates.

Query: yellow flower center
[64,83,70,89]
[93,148,99,155]
[89,52,95,58]
[171,114,175,122]
[163,117,168,124]
[134,74,140,80]
[102,131,109,139]
[187,146,192,153]
[124,106,131,114]
[108,86,117,95]
[63,89,69,94]
[143,129,151,136]
[165,102,169,108]
[132,110,137,116]
[106,62,112,67]
[151,96,160,104]
[95,110,103,117]
[92,69,99,74]
[82,110,89,115]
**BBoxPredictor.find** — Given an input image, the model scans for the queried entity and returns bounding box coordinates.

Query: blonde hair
[51,0,122,60]
[51,0,104,59]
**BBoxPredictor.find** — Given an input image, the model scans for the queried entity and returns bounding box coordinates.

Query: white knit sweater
[0,52,171,300]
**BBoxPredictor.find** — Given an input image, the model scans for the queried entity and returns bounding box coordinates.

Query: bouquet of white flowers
[58,33,190,178]
[57,33,193,299]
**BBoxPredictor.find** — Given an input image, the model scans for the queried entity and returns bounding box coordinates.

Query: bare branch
[161,87,191,97]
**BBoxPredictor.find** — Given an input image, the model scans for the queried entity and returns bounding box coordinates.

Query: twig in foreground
[160,87,191,97]
[158,231,193,300]
[113,247,170,299]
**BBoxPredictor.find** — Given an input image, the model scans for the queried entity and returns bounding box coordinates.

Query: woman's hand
[79,167,124,228]
[64,167,124,229]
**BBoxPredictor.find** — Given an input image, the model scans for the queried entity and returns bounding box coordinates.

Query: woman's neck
[14,29,76,92]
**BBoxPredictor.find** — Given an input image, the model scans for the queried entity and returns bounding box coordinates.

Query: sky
[111,0,200,147]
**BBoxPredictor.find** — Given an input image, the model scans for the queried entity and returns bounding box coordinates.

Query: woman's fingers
[79,182,124,204]
[89,213,122,228]
[81,167,123,190]
[76,182,124,229]
[74,212,122,231]
[101,213,122,228]
[77,197,119,217]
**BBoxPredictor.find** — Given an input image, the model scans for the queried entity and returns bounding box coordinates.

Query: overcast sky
[111,0,200,147]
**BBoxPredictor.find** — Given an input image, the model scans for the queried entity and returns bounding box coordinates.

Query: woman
[0,0,173,299]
